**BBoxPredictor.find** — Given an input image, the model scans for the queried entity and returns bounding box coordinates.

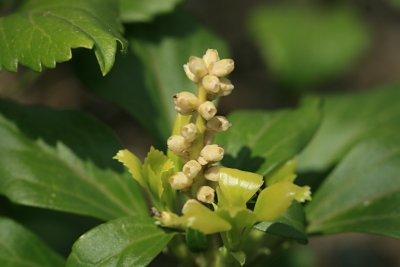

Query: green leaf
[119,0,182,23]
[0,217,65,266]
[75,11,228,145]
[254,203,308,244]
[248,5,369,89]
[298,85,400,173]
[216,97,321,175]
[186,228,208,253]
[67,217,173,267]
[0,0,126,75]
[306,133,400,238]
[0,105,147,221]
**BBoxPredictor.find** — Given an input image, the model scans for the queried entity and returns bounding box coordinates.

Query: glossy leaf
[216,97,321,175]
[298,85,400,173]
[0,0,126,75]
[248,5,369,89]
[119,0,182,22]
[0,217,65,267]
[0,109,147,221]
[306,133,400,238]
[67,217,173,267]
[75,11,228,144]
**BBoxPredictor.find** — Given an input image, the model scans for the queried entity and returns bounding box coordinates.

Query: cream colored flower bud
[183,160,202,179]
[203,49,220,68]
[204,166,221,181]
[183,64,199,83]
[169,172,192,190]
[206,116,232,132]
[198,101,217,120]
[167,135,189,153]
[197,186,215,203]
[219,78,234,96]
[188,56,208,78]
[202,75,220,94]
[200,144,224,163]
[181,123,197,142]
[173,92,199,114]
[210,59,234,77]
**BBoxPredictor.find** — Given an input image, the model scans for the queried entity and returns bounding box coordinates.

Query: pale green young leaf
[119,0,182,23]
[0,0,126,75]
[0,217,65,267]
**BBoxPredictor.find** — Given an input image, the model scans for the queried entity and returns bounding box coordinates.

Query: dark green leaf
[119,0,182,23]
[0,0,126,75]
[254,203,308,244]
[186,228,208,253]
[0,217,65,266]
[298,85,400,173]
[306,133,400,238]
[76,11,228,145]
[248,5,369,89]
[67,217,173,267]
[0,104,147,221]
[216,97,321,175]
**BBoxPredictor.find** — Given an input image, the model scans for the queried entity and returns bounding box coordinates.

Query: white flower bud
[198,101,217,120]
[181,123,197,142]
[183,64,199,83]
[183,160,202,179]
[204,166,221,182]
[202,75,220,94]
[200,144,224,163]
[219,78,234,96]
[188,56,208,79]
[210,59,234,77]
[169,172,192,190]
[167,135,189,153]
[203,49,220,69]
[197,186,215,203]
[173,92,199,114]
[206,116,231,132]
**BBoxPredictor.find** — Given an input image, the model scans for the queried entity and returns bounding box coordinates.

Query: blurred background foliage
[1,0,400,266]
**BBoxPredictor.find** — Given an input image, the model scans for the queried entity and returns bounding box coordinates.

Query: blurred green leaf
[306,133,400,238]
[119,0,182,23]
[0,217,65,266]
[216,98,321,175]
[298,85,400,173]
[76,11,228,146]
[186,228,208,252]
[0,0,126,75]
[248,5,369,89]
[67,217,173,266]
[0,102,147,221]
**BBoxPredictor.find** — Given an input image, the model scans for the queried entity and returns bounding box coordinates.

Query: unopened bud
[219,78,234,96]
[200,144,224,163]
[204,166,221,181]
[198,101,217,120]
[188,56,208,78]
[183,64,199,83]
[181,123,197,142]
[169,172,192,190]
[173,92,199,114]
[202,75,220,94]
[167,135,189,153]
[183,160,202,179]
[203,49,220,68]
[197,186,215,203]
[210,59,234,77]
[206,116,231,132]
[204,131,214,145]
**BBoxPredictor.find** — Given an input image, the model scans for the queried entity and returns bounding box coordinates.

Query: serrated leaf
[216,98,321,175]
[0,217,65,267]
[67,217,173,267]
[306,133,400,239]
[119,0,182,23]
[0,104,147,221]
[75,11,228,145]
[298,85,400,173]
[0,0,126,75]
